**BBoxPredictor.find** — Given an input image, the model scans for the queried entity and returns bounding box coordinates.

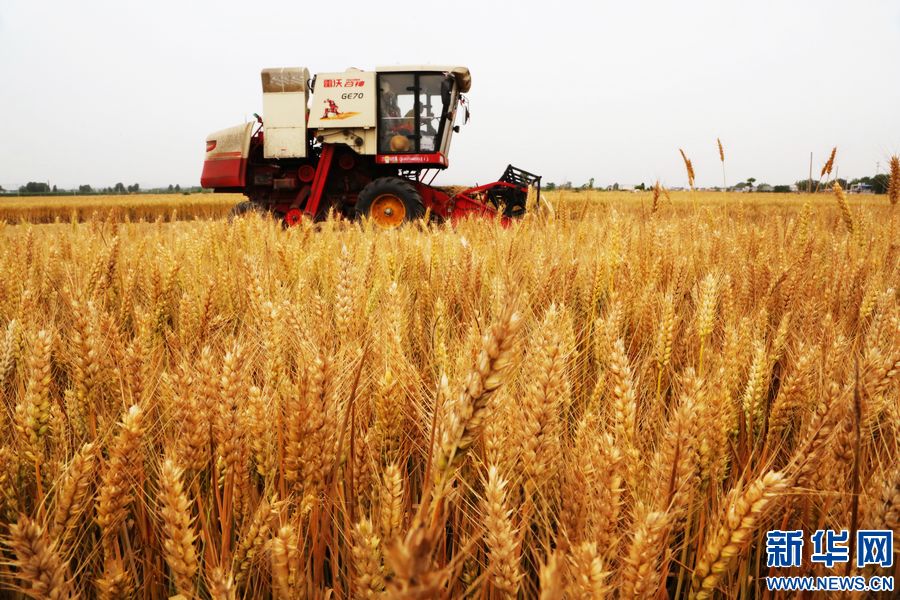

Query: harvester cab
[201,65,540,228]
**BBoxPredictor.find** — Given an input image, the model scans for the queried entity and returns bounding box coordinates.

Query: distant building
[757,184,774,192]
[849,183,874,194]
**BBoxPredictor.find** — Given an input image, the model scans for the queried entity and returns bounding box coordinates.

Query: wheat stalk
[866,465,899,531]
[833,181,854,233]
[889,155,899,205]
[821,146,837,178]
[96,404,145,556]
[233,497,272,588]
[652,181,662,214]
[691,471,788,598]
[158,458,199,597]
[696,273,718,372]
[432,304,521,491]
[538,551,564,600]
[620,504,670,598]
[679,149,696,189]
[206,565,237,600]
[379,463,404,541]
[482,465,521,597]
[608,337,640,494]
[13,329,54,464]
[95,559,134,600]
[352,518,386,598]
[717,138,727,189]
[7,514,77,600]
[655,292,675,401]
[52,442,96,555]
[269,523,301,600]
[567,541,609,599]
[517,304,566,497]
[813,146,838,194]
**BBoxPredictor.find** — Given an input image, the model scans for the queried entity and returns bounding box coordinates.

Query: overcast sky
[1,0,899,190]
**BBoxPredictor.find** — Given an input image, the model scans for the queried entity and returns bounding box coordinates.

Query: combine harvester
[201,66,540,228]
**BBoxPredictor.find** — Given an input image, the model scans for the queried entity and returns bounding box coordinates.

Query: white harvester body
[261,67,310,159]
[256,65,471,161]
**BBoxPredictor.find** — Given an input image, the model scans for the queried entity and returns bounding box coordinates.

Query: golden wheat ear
[351,518,386,598]
[679,148,696,188]
[833,181,854,233]
[52,441,97,556]
[889,155,899,205]
[652,180,662,214]
[157,458,199,597]
[7,515,77,599]
[691,471,789,599]
[481,465,522,597]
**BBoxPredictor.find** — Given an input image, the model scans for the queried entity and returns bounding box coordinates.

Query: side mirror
[453,125,460,133]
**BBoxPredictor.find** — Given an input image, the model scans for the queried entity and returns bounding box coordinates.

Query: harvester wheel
[356,177,424,229]
[228,201,265,221]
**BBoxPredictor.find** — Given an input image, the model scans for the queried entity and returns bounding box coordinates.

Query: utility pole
[808,152,813,193]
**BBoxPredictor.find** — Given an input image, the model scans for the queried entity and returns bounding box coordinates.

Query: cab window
[378,73,450,154]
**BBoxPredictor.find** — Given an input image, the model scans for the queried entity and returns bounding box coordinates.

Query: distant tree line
[540,172,891,193]
[1,182,204,196]
[16,182,53,194]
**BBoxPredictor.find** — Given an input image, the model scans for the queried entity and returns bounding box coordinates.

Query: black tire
[355,177,425,228]
[505,203,526,218]
[228,200,265,221]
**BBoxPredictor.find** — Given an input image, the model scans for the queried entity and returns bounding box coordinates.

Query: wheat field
[0,194,237,224]
[0,192,898,599]
[0,190,892,224]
